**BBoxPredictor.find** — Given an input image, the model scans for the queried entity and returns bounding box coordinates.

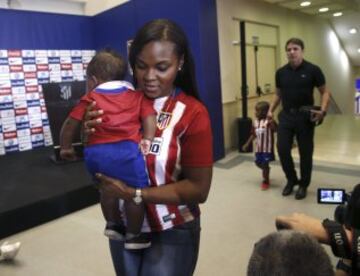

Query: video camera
[318,186,360,229]
[318,185,360,274]
[317,188,351,227]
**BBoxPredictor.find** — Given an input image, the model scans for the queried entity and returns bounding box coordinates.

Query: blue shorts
[255,152,275,166]
[84,140,149,188]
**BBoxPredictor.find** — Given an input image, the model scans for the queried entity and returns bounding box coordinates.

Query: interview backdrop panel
[0,0,224,160]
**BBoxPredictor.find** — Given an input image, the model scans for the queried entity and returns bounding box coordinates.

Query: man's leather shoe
[282,183,294,196]
[295,186,307,200]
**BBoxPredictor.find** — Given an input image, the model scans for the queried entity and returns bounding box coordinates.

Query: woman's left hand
[96,173,134,201]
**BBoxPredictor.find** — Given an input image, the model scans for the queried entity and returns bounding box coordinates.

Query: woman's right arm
[96,166,212,205]
[143,166,212,204]
[94,103,213,206]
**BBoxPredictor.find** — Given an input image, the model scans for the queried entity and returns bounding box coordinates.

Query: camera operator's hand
[276,213,354,247]
[275,213,330,244]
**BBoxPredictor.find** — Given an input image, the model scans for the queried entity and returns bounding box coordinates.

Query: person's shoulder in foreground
[247,230,334,276]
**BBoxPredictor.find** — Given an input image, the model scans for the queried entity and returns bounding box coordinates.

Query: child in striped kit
[242,101,277,190]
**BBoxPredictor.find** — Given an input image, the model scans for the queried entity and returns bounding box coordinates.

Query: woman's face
[134,40,182,99]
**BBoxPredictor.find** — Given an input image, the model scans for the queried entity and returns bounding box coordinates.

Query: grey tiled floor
[1,115,359,276]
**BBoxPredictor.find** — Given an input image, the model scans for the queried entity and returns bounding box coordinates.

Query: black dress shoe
[295,186,307,200]
[282,183,294,196]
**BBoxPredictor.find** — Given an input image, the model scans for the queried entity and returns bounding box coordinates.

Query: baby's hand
[242,144,248,152]
[140,139,152,155]
[60,148,77,161]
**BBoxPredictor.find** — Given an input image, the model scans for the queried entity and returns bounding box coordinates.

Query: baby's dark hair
[255,101,270,119]
[86,48,127,82]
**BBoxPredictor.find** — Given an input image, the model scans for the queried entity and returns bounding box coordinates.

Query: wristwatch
[133,189,142,205]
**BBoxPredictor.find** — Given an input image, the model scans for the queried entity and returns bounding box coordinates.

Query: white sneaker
[0,241,21,261]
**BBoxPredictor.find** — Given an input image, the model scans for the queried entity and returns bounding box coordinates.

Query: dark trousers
[277,110,315,187]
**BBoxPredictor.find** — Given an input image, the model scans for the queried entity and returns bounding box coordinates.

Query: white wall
[0,0,85,15]
[217,0,359,151]
[0,0,130,16]
[84,0,130,16]
[356,67,360,78]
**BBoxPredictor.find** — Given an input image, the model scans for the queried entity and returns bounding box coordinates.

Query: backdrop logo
[60,84,72,100]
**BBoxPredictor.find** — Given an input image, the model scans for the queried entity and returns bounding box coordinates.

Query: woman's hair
[129,19,199,100]
[87,48,127,82]
[255,101,270,119]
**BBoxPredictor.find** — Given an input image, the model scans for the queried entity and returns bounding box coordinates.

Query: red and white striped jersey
[252,119,274,154]
[120,90,213,232]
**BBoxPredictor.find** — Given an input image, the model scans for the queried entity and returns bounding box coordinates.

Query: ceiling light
[300,1,311,7]
[319,7,329,13]
[333,12,343,17]
[349,28,358,34]
[358,48,360,53]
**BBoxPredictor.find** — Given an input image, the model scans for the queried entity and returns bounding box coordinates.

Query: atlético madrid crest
[157,111,172,130]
